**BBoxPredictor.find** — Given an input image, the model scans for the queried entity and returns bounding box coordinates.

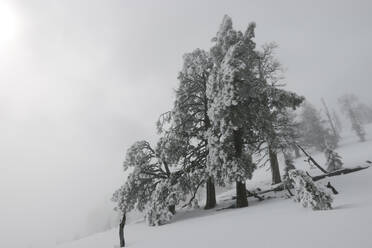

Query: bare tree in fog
[338,94,366,142]
[355,102,372,125]
[299,102,337,150]
[321,98,340,146]
[162,48,217,210]
[332,109,343,134]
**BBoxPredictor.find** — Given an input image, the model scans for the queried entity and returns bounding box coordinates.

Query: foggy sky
[0,0,371,247]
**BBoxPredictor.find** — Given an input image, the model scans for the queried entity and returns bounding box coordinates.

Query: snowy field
[58,124,372,248]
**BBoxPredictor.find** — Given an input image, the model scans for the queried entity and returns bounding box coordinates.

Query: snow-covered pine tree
[164,49,217,209]
[206,15,257,208]
[206,16,303,204]
[288,169,333,210]
[338,94,366,142]
[324,147,343,172]
[255,43,304,184]
[299,102,332,151]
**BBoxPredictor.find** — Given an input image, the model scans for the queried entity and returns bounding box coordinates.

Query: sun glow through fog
[0,3,19,46]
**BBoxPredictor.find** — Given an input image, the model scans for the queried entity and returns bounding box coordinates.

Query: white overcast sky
[0,0,371,247]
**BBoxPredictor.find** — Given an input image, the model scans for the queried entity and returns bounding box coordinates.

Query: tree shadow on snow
[171,194,279,225]
[333,203,358,210]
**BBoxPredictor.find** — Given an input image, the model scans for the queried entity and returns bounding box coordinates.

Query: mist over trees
[298,102,335,151]
[111,16,369,246]
[112,15,305,228]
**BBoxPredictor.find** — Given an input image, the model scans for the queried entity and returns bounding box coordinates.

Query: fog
[0,0,371,247]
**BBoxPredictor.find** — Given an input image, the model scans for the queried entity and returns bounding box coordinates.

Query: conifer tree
[206,16,303,205]
[158,49,217,209]
[256,44,304,184]
[173,49,216,209]
[206,16,258,208]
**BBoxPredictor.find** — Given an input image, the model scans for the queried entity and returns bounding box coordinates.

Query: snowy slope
[58,124,372,248]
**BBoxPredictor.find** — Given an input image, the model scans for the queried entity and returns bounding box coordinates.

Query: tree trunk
[203,100,216,210]
[311,166,368,181]
[204,177,216,209]
[297,144,328,173]
[321,98,339,141]
[168,205,176,215]
[119,213,126,247]
[268,145,282,184]
[236,181,248,208]
[233,129,248,208]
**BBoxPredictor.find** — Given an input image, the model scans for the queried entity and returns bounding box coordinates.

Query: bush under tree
[324,147,343,172]
[288,169,333,210]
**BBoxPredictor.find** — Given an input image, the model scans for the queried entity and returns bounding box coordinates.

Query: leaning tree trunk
[268,145,282,184]
[293,144,301,158]
[204,176,216,209]
[119,213,126,247]
[233,129,248,208]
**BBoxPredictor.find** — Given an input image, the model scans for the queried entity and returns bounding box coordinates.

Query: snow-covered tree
[164,48,217,209]
[338,94,366,142]
[324,147,343,172]
[288,169,333,210]
[259,105,304,184]
[255,44,304,184]
[206,16,303,206]
[206,15,258,207]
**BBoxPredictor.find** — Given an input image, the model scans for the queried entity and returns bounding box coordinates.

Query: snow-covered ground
[58,124,372,248]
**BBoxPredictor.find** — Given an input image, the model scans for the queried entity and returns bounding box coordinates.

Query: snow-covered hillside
[58,124,372,248]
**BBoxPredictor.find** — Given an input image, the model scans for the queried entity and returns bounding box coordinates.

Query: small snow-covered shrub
[325,148,343,172]
[283,153,296,189]
[288,169,333,210]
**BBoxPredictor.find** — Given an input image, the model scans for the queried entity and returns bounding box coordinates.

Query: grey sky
[0,0,371,247]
